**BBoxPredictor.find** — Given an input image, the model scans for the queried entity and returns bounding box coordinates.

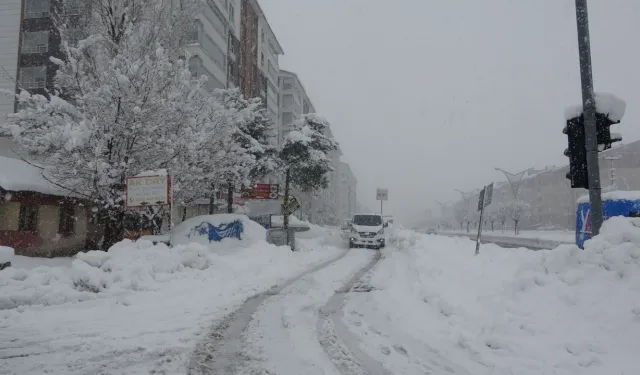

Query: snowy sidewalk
[341,224,640,375]
[0,237,343,374]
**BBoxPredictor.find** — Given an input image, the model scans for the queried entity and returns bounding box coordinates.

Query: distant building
[451,140,640,230]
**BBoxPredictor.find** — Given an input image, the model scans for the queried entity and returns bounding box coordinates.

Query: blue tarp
[189,220,244,242]
[576,198,640,248]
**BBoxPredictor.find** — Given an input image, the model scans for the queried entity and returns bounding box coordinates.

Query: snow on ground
[237,248,374,374]
[0,215,343,375]
[344,218,640,375]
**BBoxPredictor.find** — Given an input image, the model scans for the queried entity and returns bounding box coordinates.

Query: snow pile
[0,246,14,263]
[564,92,626,122]
[0,231,344,374]
[0,240,214,310]
[350,219,640,375]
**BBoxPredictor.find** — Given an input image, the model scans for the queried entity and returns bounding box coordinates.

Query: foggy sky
[260,0,640,225]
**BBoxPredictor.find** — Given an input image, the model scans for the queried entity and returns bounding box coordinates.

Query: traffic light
[595,113,622,151]
[564,116,588,189]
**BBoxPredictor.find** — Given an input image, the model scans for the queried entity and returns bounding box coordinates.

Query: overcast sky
[260,0,640,225]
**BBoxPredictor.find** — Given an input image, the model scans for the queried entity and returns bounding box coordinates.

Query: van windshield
[352,215,382,226]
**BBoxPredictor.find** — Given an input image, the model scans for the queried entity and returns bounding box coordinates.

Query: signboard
[376,188,389,201]
[477,187,485,212]
[242,183,279,200]
[484,183,493,207]
[126,174,171,208]
[282,196,300,215]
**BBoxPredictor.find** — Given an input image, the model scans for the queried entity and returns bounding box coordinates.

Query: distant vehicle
[348,213,387,250]
[426,228,437,234]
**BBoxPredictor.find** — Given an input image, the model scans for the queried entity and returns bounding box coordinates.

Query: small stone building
[0,156,91,257]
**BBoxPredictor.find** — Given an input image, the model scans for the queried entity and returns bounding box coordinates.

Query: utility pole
[575,0,603,235]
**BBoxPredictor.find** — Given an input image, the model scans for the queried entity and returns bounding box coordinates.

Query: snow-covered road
[190,248,386,375]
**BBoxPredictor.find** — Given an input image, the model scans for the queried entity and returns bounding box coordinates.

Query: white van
[348,213,387,249]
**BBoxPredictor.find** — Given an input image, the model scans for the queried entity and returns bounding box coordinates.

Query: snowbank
[345,221,640,374]
[0,246,14,263]
[0,240,214,310]
[0,229,344,374]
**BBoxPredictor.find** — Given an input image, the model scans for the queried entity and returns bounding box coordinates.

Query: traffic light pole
[574,0,603,236]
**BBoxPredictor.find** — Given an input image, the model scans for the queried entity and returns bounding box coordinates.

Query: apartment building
[0,0,21,124]
[237,0,283,132]
[278,70,315,145]
[187,0,239,92]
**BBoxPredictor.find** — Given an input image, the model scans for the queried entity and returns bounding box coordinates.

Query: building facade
[448,140,640,231]
[277,70,315,145]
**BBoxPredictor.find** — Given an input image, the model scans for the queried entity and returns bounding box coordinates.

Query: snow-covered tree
[279,114,339,239]
[503,199,530,235]
[216,89,278,213]
[2,0,211,250]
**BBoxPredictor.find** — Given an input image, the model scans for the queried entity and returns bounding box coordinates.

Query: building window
[228,3,235,25]
[283,94,293,108]
[188,56,203,78]
[58,202,75,234]
[283,79,293,90]
[282,112,294,125]
[260,52,264,67]
[24,0,51,19]
[186,21,202,44]
[66,28,86,46]
[22,31,49,54]
[204,4,227,38]
[202,34,226,70]
[20,66,47,89]
[63,0,83,15]
[18,204,38,232]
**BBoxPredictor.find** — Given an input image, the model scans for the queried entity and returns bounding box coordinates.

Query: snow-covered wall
[0,0,21,123]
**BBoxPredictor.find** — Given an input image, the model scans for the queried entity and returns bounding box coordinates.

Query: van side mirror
[384,222,389,228]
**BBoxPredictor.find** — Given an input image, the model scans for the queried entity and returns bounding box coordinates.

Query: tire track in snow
[318,250,392,375]
[188,249,352,375]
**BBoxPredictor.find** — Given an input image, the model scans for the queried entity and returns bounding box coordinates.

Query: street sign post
[126,171,172,242]
[475,182,493,255]
[126,174,171,208]
[377,188,388,215]
[281,195,300,216]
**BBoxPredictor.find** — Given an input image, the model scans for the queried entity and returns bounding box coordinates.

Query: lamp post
[494,167,532,200]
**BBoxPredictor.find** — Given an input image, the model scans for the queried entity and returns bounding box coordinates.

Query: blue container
[576,195,640,248]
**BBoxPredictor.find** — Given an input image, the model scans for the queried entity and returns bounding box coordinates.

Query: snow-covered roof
[577,190,640,204]
[135,169,168,177]
[564,92,626,122]
[0,156,70,196]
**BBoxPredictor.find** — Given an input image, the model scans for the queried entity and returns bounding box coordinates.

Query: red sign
[242,184,279,200]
